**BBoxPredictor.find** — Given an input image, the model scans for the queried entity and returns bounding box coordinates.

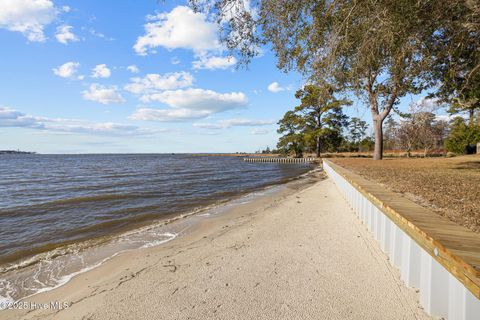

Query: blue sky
[0,0,435,153]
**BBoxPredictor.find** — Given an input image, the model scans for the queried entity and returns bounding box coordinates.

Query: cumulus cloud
[193,55,237,70]
[55,25,78,44]
[194,118,274,129]
[0,106,161,136]
[82,84,125,105]
[0,0,57,42]
[125,72,194,95]
[133,6,220,56]
[53,61,80,78]
[130,89,248,122]
[127,65,139,73]
[91,64,111,78]
[140,88,247,111]
[267,82,288,93]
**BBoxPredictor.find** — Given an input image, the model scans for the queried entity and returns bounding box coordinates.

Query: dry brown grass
[330,155,480,233]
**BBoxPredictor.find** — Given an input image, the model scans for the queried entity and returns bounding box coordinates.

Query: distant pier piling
[243,157,317,164]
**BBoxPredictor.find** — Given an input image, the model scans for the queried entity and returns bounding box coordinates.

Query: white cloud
[267,82,287,93]
[435,114,455,122]
[130,108,212,122]
[62,6,71,13]
[127,65,139,73]
[53,61,80,78]
[0,106,44,128]
[82,84,125,105]
[251,128,269,135]
[193,55,237,70]
[194,118,274,129]
[87,27,114,41]
[124,72,194,94]
[91,64,111,78]
[414,97,445,112]
[130,89,248,122]
[133,6,220,56]
[0,0,57,42]
[0,106,160,136]
[55,25,78,44]
[140,88,247,112]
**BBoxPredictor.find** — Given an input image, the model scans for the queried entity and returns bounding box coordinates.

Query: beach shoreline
[1,173,429,320]
[0,156,317,305]
[0,166,321,308]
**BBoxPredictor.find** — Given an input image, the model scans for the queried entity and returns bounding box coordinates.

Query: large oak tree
[190,0,432,159]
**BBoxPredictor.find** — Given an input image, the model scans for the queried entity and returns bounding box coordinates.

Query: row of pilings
[243,157,317,163]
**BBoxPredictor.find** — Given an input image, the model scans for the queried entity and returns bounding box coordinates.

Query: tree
[359,136,375,152]
[277,111,305,157]
[413,112,447,157]
[445,117,480,154]
[190,1,480,158]
[294,84,350,157]
[426,1,480,127]
[348,118,368,146]
[190,0,432,160]
[397,109,448,157]
[383,117,399,150]
[396,118,418,157]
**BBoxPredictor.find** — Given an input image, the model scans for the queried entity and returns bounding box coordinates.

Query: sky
[0,0,437,154]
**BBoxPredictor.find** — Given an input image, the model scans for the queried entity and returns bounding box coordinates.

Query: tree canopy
[189,0,480,159]
[293,84,350,156]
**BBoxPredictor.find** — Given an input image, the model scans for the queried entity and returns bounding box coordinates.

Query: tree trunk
[469,109,475,126]
[316,136,321,158]
[373,118,384,160]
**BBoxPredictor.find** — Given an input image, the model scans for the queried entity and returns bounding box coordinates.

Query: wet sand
[1,177,430,320]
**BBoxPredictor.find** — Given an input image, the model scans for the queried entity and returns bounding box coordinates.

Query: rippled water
[0,154,312,303]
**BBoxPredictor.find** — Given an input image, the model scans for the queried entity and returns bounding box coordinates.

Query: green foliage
[445,117,480,154]
[348,118,368,145]
[340,117,370,152]
[276,84,350,157]
[303,128,344,153]
[277,111,305,157]
[359,137,375,152]
[426,1,480,125]
[189,0,480,159]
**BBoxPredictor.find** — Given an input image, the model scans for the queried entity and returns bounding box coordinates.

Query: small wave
[0,231,178,307]
[141,233,177,248]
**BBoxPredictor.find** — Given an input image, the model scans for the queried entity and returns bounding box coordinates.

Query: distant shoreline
[0,150,36,154]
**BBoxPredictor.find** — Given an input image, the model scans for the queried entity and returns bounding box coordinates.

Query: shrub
[445,117,480,154]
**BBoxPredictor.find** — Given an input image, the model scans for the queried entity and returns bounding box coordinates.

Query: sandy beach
[1,177,429,320]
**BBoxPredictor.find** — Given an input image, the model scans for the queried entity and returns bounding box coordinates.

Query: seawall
[323,159,480,320]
